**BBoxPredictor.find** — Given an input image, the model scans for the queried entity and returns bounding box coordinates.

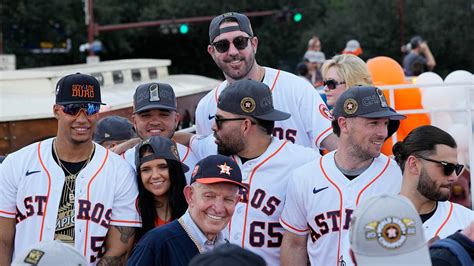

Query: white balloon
[415,72,443,97]
[444,70,473,108]
[430,112,454,131]
[447,123,470,166]
[421,86,452,109]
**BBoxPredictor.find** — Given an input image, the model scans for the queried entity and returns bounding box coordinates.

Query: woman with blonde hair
[321,54,372,107]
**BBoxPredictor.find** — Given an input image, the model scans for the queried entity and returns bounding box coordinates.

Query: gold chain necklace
[53,140,94,176]
[178,217,204,253]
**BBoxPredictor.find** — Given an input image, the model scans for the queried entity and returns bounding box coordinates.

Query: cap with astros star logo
[190,155,245,189]
[217,79,290,121]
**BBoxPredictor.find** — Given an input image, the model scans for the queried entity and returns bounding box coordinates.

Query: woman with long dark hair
[135,136,189,241]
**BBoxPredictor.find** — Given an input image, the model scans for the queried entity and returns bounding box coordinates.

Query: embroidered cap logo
[240,97,256,113]
[376,88,388,108]
[344,98,358,115]
[149,84,160,102]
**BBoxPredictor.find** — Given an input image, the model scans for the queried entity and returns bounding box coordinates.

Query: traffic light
[292,12,303,23]
[179,24,189,34]
[276,7,303,23]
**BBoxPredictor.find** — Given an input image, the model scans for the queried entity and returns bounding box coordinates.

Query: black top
[127,220,200,266]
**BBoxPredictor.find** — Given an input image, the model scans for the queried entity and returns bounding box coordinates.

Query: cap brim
[181,163,190,173]
[196,177,246,189]
[355,245,431,265]
[359,110,406,120]
[134,104,177,113]
[57,101,106,105]
[254,110,291,121]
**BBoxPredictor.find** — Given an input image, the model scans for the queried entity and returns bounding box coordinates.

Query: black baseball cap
[93,115,136,144]
[209,12,254,42]
[190,155,245,189]
[133,82,177,113]
[135,136,189,173]
[333,86,406,120]
[189,243,266,266]
[55,73,104,105]
[218,79,290,121]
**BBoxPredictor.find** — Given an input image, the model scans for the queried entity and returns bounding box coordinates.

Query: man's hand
[110,138,141,155]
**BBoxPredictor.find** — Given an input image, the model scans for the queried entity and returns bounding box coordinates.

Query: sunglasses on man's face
[212,36,251,53]
[322,79,346,90]
[417,156,464,176]
[60,103,101,117]
[214,115,256,130]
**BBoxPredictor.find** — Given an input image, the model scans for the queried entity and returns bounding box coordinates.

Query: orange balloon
[367,56,431,155]
[367,56,405,85]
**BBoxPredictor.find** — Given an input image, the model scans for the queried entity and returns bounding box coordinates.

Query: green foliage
[2,0,472,77]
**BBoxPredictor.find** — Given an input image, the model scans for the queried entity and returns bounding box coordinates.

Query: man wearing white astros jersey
[195,12,338,151]
[393,125,474,240]
[280,86,406,266]
[121,82,198,184]
[0,73,140,265]
[190,79,321,265]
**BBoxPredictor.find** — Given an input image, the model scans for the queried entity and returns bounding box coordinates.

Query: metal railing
[379,81,474,208]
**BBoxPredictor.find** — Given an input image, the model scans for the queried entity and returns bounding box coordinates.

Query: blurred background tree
[2,0,472,78]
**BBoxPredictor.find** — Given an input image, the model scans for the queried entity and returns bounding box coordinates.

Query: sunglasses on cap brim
[59,103,101,117]
[212,36,251,53]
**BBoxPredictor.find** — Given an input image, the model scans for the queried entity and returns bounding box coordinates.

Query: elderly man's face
[184,182,239,240]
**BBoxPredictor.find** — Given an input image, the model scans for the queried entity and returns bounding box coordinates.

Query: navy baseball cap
[135,136,189,173]
[218,79,290,121]
[333,86,406,120]
[55,73,104,105]
[133,82,177,113]
[190,155,245,189]
[93,115,136,144]
[189,243,266,266]
[209,12,254,42]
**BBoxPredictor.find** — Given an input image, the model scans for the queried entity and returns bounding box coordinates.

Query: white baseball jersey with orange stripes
[0,138,141,265]
[123,142,197,184]
[423,201,474,239]
[190,136,321,265]
[280,151,403,266]
[195,67,333,149]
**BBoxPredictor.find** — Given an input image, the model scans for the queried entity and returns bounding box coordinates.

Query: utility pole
[87,0,95,56]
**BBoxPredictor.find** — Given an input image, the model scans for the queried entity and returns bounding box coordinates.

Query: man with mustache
[280,86,406,266]
[195,12,338,152]
[393,125,474,240]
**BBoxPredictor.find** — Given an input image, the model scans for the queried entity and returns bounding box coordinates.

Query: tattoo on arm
[116,226,136,244]
[97,256,122,266]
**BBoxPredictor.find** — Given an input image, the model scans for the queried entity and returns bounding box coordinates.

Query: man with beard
[393,125,474,240]
[195,12,338,152]
[280,86,406,266]
[190,79,321,265]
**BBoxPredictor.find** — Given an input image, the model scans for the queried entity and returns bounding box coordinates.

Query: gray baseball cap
[209,12,254,42]
[135,136,189,173]
[333,86,406,120]
[218,79,290,121]
[304,51,326,63]
[12,240,87,266]
[133,82,177,113]
[94,115,136,144]
[350,194,431,265]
